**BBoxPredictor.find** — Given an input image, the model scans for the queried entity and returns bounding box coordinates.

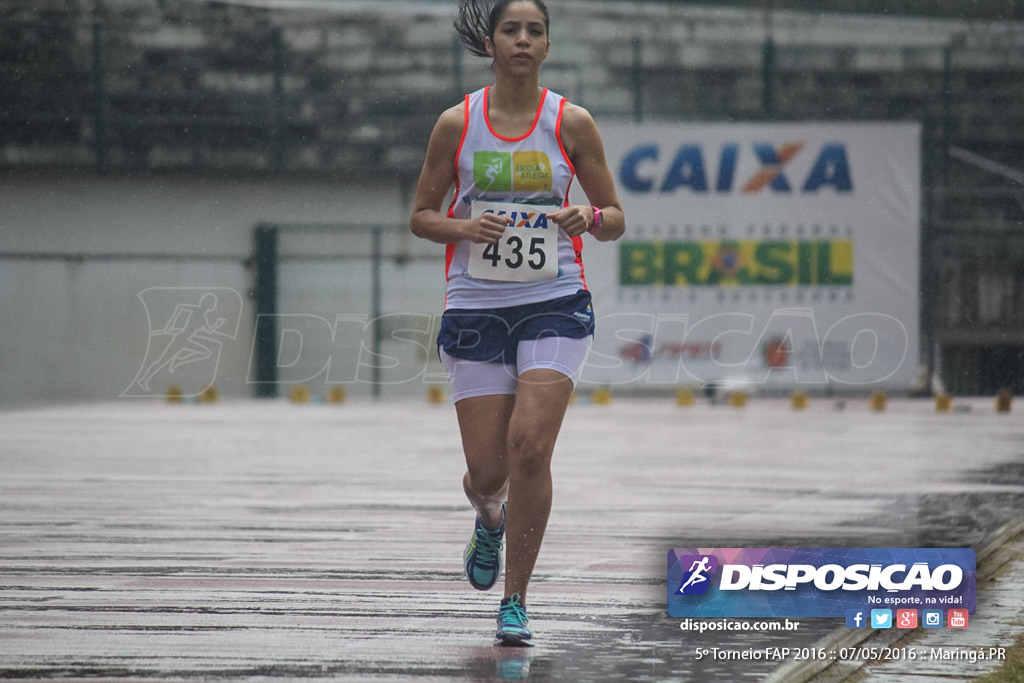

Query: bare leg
[502,368,575,602]
[454,393,515,530]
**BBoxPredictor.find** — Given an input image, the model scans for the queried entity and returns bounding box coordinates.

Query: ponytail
[454,0,492,58]
[453,0,550,58]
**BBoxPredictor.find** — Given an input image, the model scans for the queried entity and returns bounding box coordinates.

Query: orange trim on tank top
[483,86,549,142]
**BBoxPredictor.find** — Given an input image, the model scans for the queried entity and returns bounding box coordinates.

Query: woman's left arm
[549,103,625,242]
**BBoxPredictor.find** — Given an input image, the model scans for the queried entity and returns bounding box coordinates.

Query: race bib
[468,201,560,283]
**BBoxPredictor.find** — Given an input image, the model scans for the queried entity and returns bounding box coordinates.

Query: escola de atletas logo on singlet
[474,151,553,193]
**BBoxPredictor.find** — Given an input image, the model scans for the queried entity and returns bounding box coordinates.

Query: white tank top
[443,87,586,310]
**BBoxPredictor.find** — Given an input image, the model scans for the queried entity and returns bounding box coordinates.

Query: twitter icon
[871,609,893,629]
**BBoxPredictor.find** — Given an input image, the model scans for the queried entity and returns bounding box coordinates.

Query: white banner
[574,122,921,391]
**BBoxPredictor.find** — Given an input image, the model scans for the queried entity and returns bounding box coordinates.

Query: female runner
[409,0,624,646]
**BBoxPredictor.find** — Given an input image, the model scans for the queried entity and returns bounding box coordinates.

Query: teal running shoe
[464,505,504,591]
[495,592,533,647]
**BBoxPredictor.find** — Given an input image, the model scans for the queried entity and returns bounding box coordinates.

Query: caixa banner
[572,122,921,391]
[667,548,975,619]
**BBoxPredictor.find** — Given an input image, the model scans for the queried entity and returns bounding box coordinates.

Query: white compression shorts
[439,336,592,403]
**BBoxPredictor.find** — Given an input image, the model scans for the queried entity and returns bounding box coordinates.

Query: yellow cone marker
[869,391,886,412]
[995,389,1013,413]
[728,391,747,408]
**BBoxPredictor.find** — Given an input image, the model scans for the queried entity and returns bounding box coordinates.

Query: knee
[466,470,508,499]
[508,432,554,480]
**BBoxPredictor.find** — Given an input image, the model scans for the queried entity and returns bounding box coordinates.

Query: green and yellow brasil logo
[474,151,552,193]
[620,239,853,286]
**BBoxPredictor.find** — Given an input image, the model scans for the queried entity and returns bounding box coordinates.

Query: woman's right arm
[409,105,509,245]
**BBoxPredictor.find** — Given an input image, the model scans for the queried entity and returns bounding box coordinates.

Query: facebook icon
[845,609,866,628]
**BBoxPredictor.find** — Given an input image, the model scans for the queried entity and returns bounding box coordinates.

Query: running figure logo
[484,157,505,185]
[676,554,718,596]
[122,287,243,398]
[474,151,511,192]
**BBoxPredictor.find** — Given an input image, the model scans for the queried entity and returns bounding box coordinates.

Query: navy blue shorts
[437,290,595,366]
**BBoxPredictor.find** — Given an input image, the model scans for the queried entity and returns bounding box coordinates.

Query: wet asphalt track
[1,396,1022,681]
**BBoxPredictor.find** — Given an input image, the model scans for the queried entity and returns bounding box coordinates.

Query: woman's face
[485,1,550,73]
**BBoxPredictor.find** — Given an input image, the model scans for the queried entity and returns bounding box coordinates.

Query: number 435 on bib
[468,201,560,283]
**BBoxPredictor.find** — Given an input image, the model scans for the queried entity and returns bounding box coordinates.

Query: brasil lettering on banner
[620,239,853,287]
[667,548,976,619]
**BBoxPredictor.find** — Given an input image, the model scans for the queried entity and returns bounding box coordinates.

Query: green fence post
[252,225,279,398]
[92,22,107,174]
[941,44,953,187]
[270,28,285,175]
[762,37,775,119]
[453,34,464,98]
[632,36,643,124]
[371,227,382,398]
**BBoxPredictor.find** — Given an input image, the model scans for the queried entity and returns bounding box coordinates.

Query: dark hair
[454,0,550,58]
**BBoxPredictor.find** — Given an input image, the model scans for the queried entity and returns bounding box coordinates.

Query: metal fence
[3,2,1024,396]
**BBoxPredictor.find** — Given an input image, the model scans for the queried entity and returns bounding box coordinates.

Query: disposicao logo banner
[667,548,975,619]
